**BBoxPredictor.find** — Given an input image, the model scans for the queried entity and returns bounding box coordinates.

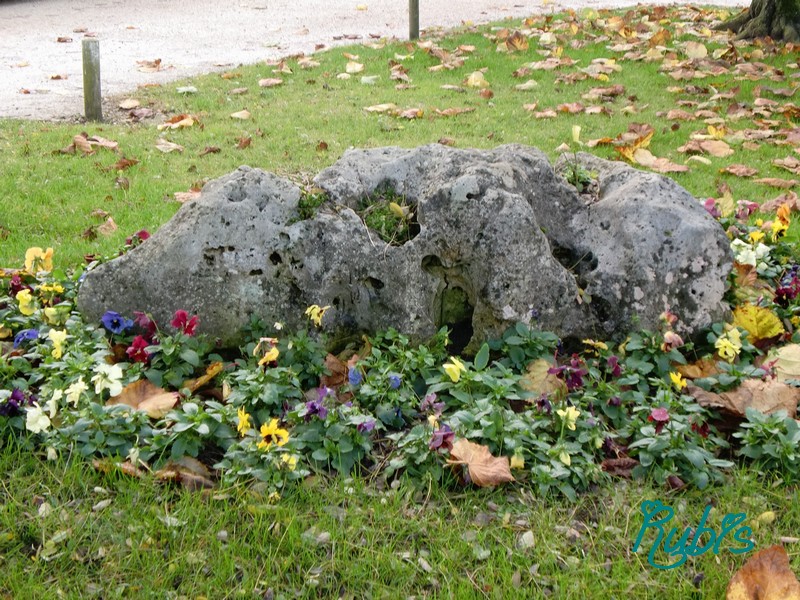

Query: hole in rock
[364,277,385,290]
[439,286,474,355]
[269,252,283,265]
[249,269,263,276]
[421,254,443,273]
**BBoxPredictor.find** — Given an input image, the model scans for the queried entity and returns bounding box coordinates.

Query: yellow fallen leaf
[447,439,514,487]
[107,379,179,419]
[346,61,365,74]
[230,109,251,120]
[363,103,398,113]
[465,71,490,89]
[772,344,800,382]
[733,304,784,344]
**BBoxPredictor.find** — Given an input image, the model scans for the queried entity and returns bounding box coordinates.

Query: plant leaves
[107,379,179,418]
[733,304,785,344]
[726,545,800,600]
[446,439,514,487]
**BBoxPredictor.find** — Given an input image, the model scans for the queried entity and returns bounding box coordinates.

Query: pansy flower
[429,424,454,452]
[171,310,199,336]
[348,367,363,386]
[101,311,134,335]
[258,418,289,450]
[648,407,670,434]
[13,328,38,348]
[126,335,151,363]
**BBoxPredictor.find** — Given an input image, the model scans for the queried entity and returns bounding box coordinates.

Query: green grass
[3,6,800,598]
[1,4,798,268]
[2,441,799,599]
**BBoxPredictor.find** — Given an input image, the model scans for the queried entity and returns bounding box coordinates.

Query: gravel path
[0,0,745,121]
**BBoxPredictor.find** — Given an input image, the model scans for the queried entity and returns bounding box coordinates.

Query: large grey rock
[77,145,731,350]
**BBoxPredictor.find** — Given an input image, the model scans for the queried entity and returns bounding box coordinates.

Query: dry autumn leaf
[97,217,118,237]
[345,61,365,74]
[258,78,283,88]
[727,545,800,600]
[155,457,215,490]
[632,148,690,173]
[174,190,202,203]
[182,361,224,394]
[774,156,800,175]
[136,58,163,73]
[755,178,798,190]
[230,109,251,120]
[364,103,398,113]
[505,31,529,52]
[447,439,514,487]
[157,114,196,130]
[722,164,758,177]
[118,98,140,110]
[434,107,475,117]
[465,71,490,89]
[733,304,785,345]
[155,139,184,153]
[771,344,800,383]
[676,357,722,379]
[107,379,179,418]
[519,358,567,399]
[688,380,800,423]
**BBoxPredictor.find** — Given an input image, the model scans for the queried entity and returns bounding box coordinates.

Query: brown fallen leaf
[199,146,221,157]
[155,138,184,153]
[601,457,639,478]
[230,109,251,120]
[258,78,283,88]
[136,58,163,73]
[447,439,514,487]
[174,190,202,203]
[230,87,248,95]
[755,178,797,189]
[505,31,529,52]
[557,102,584,114]
[676,358,722,379]
[435,107,475,117]
[107,379,179,418]
[157,114,196,131]
[774,156,800,175]
[105,157,139,172]
[97,217,118,236]
[155,457,215,490]
[632,148,690,173]
[57,36,73,43]
[688,379,800,423]
[438,137,456,146]
[119,98,140,109]
[721,164,758,177]
[726,545,800,600]
[364,103,398,113]
[92,458,145,478]
[182,361,224,394]
[520,358,567,399]
[762,192,799,212]
[320,353,347,389]
[236,136,252,149]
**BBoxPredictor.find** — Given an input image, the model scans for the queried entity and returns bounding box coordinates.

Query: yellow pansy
[669,371,687,391]
[715,327,742,362]
[510,454,525,470]
[559,450,571,467]
[17,289,36,316]
[237,406,251,437]
[259,346,280,366]
[0,325,10,339]
[281,454,298,471]
[304,304,330,327]
[48,329,67,359]
[556,406,580,431]
[443,357,467,382]
[772,219,789,241]
[749,231,765,244]
[39,283,64,295]
[24,247,54,274]
[257,418,289,450]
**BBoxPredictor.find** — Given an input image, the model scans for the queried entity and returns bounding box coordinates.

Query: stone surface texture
[77,145,732,350]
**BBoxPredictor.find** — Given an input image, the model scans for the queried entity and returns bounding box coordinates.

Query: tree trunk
[714,0,800,42]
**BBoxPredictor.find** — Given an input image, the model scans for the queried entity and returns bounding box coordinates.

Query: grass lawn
[3,4,800,599]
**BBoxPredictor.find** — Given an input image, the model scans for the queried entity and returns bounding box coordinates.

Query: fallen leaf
[557,102,584,114]
[91,459,144,478]
[519,359,567,399]
[316,140,328,152]
[346,61,365,74]
[107,379,179,418]
[726,545,800,600]
[676,358,722,379]
[105,157,139,172]
[771,344,800,383]
[755,178,798,190]
[155,457,215,490]
[236,136,252,149]
[182,362,224,394]
[176,86,197,94]
[56,36,73,43]
[601,457,639,478]
[155,139,184,153]
[505,31,529,52]
[684,41,708,59]
[118,98,140,109]
[447,439,514,487]
[733,304,785,345]
[632,148,690,173]
[174,190,202,203]
[515,80,539,91]
[136,58,163,73]
[478,89,494,99]
[320,353,347,389]
[258,78,283,88]
[465,71,490,89]
[364,103,398,113]
[689,380,800,423]
[720,164,758,177]
[157,114,196,130]
[199,146,221,157]
[434,107,475,117]
[774,156,800,175]
[230,87,248,95]
[230,109,251,120]
[97,217,118,236]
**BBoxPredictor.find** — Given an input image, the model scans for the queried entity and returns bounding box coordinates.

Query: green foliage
[358,185,416,246]
[735,407,800,481]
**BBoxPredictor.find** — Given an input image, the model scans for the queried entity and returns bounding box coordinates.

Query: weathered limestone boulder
[77,144,731,350]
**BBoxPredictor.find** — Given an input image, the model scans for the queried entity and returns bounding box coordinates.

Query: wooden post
[409,0,419,40]
[82,39,102,121]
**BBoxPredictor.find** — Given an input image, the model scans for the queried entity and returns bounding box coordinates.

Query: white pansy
[65,379,88,407]
[26,404,51,434]
[91,362,124,397]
